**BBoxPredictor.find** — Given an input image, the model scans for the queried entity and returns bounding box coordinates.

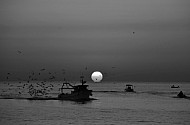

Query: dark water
[0,81,190,125]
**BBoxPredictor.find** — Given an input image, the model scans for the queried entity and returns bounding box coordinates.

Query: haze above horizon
[0,0,190,82]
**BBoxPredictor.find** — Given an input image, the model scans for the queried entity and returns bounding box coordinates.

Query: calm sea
[0,81,190,125]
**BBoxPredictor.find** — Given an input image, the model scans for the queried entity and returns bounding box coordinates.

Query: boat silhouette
[124,84,135,92]
[58,76,93,101]
[171,85,180,88]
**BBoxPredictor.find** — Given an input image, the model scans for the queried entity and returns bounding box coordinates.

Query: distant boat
[171,85,180,88]
[58,76,93,101]
[124,84,135,92]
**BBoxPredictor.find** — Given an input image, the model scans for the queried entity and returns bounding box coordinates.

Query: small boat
[173,91,190,100]
[58,76,93,101]
[124,84,135,92]
[171,85,180,88]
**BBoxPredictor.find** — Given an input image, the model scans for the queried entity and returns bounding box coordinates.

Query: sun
[91,71,103,82]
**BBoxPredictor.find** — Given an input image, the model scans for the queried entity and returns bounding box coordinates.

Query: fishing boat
[171,85,180,88]
[58,76,93,101]
[124,84,135,92]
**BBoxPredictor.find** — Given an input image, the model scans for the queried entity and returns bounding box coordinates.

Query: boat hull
[58,90,92,101]
[124,89,134,92]
[25,97,96,101]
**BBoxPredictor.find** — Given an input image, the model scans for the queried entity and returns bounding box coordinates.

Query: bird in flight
[17,50,22,54]
[40,68,46,71]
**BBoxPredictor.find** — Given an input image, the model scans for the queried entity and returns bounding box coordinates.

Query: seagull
[40,68,46,71]
[17,50,22,54]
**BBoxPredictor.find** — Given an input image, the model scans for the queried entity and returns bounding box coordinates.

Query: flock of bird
[0,68,66,98]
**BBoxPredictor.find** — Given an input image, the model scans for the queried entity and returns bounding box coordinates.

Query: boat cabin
[125,84,134,92]
[58,76,93,100]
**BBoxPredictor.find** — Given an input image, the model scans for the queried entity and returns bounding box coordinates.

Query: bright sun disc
[91,71,103,82]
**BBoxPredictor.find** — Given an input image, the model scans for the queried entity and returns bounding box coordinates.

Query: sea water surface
[0,81,190,125]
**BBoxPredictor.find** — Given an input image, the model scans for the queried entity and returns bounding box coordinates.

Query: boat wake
[92,90,190,99]
[93,90,175,95]
[93,90,123,93]
[0,94,97,101]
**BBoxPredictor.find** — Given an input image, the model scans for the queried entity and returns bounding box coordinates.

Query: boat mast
[80,76,86,85]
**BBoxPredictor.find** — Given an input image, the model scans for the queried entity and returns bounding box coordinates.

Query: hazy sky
[0,0,190,81]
